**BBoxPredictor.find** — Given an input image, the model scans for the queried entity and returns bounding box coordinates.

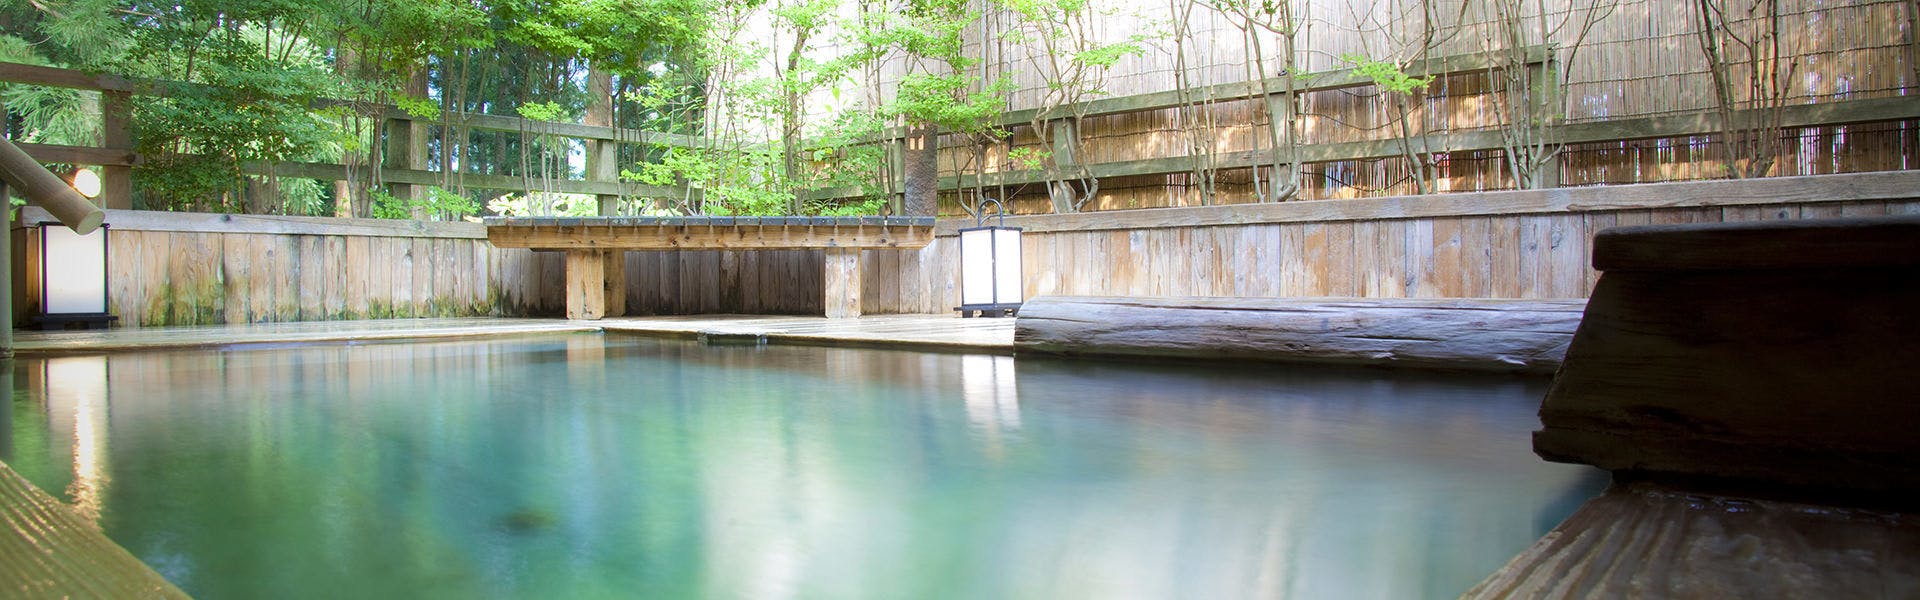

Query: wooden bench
[484,216,936,319]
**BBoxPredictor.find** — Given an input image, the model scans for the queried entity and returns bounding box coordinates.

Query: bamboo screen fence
[856,0,1917,214]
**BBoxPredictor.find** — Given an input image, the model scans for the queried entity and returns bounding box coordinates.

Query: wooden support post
[603,251,626,318]
[586,69,620,216]
[565,250,608,320]
[823,247,862,319]
[99,90,133,210]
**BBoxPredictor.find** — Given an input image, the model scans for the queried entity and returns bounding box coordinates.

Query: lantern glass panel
[992,229,1022,303]
[960,229,993,306]
[43,225,107,314]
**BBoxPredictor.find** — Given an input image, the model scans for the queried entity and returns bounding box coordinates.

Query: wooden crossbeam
[484,218,936,251]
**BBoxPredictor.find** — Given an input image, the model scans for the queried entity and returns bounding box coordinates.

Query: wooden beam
[928,170,1920,235]
[486,222,935,251]
[13,143,139,167]
[1593,215,1920,272]
[15,207,488,239]
[823,247,862,318]
[564,250,607,320]
[266,161,686,199]
[0,62,143,92]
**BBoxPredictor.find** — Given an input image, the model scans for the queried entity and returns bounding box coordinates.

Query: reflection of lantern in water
[44,356,110,525]
[962,355,1021,458]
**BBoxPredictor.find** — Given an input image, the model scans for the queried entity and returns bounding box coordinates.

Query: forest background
[2,0,1913,220]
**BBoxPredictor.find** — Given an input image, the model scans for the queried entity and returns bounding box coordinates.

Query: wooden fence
[11,170,1917,327]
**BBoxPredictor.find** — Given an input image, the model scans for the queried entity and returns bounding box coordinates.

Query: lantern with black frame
[956,198,1023,318]
[32,168,116,330]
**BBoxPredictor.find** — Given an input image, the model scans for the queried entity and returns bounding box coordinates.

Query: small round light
[71,168,102,198]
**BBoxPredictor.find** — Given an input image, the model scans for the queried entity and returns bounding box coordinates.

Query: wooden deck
[8,314,1013,355]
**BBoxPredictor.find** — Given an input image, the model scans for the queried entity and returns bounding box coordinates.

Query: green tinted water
[2,334,1602,599]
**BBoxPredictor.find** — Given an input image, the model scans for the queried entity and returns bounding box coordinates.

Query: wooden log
[1536,216,1920,499]
[823,247,863,319]
[564,250,607,320]
[1015,296,1586,373]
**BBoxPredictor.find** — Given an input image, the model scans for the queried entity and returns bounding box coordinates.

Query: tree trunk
[903,122,939,216]
[781,27,813,214]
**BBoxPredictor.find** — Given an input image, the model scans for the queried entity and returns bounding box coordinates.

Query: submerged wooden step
[1013,296,1586,374]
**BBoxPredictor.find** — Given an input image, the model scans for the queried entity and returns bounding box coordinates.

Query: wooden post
[603,251,626,318]
[564,250,607,320]
[823,247,862,318]
[585,68,620,216]
[382,116,430,208]
[99,90,133,210]
[1,181,9,357]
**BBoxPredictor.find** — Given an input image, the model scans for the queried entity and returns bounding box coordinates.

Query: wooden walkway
[8,314,1013,355]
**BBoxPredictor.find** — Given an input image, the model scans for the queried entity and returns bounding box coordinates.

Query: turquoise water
[2,334,1603,599]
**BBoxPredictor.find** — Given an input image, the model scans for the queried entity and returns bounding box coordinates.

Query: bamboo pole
[0,138,105,234]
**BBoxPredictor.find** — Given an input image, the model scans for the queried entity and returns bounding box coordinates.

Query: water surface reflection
[3,335,1604,599]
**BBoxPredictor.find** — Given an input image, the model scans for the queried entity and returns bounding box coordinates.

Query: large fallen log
[1013,296,1587,374]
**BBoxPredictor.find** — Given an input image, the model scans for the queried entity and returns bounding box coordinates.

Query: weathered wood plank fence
[11,171,1918,327]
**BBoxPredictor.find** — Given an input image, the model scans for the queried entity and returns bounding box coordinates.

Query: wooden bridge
[484,216,937,319]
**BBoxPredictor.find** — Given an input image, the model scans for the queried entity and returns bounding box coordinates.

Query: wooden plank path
[9,315,1013,355]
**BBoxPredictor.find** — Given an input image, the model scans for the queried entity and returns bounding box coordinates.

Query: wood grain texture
[1014,296,1585,373]
[823,247,863,318]
[0,460,190,599]
[30,174,1908,322]
[1540,223,1920,494]
[486,222,933,250]
[564,250,607,320]
[1465,484,1920,599]
[934,171,1920,235]
[1594,215,1920,271]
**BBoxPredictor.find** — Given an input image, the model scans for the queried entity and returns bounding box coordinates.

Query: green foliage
[394,95,442,120]
[1340,53,1435,94]
[888,73,1012,135]
[371,186,479,220]
[0,35,100,146]
[1007,147,1051,171]
[515,101,568,123]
